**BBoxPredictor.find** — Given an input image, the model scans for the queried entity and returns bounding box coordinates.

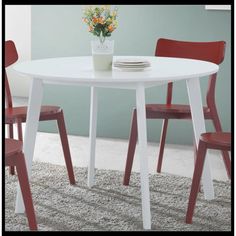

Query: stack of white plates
[113,58,151,71]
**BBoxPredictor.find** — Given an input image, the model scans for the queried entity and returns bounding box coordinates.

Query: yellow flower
[106,18,112,23]
[113,20,118,27]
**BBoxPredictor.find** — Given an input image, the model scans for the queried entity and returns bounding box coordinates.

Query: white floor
[8,97,230,181]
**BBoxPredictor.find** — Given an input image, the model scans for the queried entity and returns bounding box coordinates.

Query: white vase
[91,39,114,71]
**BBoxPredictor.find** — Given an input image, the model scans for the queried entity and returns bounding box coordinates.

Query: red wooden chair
[186,132,231,224]
[5,136,38,230]
[5,40,75,185]
[123,38,231,185]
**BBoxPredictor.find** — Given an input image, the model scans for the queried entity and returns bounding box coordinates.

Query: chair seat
[200,132,231,149]
[5,138,23,157]
[146,104,210,114]
[5,105,61,123]
[144,104,210,119]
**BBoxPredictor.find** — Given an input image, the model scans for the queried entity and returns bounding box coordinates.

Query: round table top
[13,56,219,86]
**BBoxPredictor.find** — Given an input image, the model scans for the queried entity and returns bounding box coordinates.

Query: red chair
[186,132,231,224]
[123,38,231,185]
[5,137,38,230]
[5,40,75,185]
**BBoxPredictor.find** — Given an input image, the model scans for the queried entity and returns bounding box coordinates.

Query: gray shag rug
[5,162,231,231]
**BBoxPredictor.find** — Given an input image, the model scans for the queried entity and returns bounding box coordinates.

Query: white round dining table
[13,56,218,230]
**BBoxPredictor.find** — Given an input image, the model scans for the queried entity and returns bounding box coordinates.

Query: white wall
[5,5,31,97]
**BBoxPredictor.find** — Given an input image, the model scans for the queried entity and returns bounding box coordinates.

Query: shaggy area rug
[4,162,231,231]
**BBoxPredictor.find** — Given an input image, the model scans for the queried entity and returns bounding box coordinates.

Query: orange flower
[92,17,98,24]
[88,26,93,32]
[108,25,114,32]
[97,17,104,24]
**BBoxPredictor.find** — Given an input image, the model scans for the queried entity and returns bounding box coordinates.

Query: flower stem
[99,32,105,44]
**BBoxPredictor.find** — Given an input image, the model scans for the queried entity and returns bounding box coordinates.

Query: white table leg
[88,87,98,188]
[136,84,151,230]
[186,77,214,200]
[15,78,43,213]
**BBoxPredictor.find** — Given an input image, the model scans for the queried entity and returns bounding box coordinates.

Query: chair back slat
[5,40,18,108]
[155,38,226,106]
[5,40,18,67]
[156,38,225,64]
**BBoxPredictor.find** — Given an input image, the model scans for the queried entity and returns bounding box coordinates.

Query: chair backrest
[155,38,226,106]
[5,40,19,108]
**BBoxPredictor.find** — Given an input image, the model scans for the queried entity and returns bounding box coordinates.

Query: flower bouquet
[82,5,118,44]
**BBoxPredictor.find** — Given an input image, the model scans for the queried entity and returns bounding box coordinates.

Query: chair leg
[211,115,231,179]
[193,137,197,164]
[186,140,207,224]
[17,119,23,141]
[56,110,76,185]
[8,123,14,138]
[9,167,15,175]
[123,109,138,186]
[157,119,168,173]
[15,153,37,230]
[8,124,15,175]
[193,138,202,193]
